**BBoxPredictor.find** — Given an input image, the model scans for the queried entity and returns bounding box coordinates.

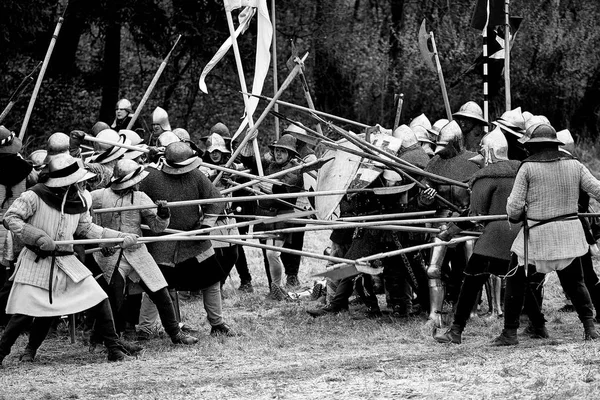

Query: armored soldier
[150,106,172,146]
[453,101,489,152]
[111,98,143,134]
[419,120,480,327]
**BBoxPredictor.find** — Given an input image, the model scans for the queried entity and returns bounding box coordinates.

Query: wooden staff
[271,0,280,140]
[55,234,272,247]
[220,156,333,195]
[242,92,370,129]
[0,62,41,124]
[504,0,511,111]
[429,31,452,121]
[93,187,444,214]
[321,236,478,275]
[126,34,182,130]
[19,13,65,140]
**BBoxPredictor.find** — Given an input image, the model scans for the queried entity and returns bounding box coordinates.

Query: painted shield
[315,138,363,220]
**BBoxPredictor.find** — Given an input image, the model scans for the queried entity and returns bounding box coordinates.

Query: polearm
[271,0,279,140]
[126,34,182,130]
[212,52,309,186]
[93,188,422,214]
[220,156,333,195]
[147,226,369,267]
[0,62,41,124]
[218,210,437,222]
[319,236,478,276]
[55,234,272,247]
[242,92,369,129]
[19,12,66,140]
[504,0,511,111]
[225,179,307,212]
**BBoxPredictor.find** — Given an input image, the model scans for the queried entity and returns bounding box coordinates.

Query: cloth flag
[199,0,272,141]
[471,0,505,30]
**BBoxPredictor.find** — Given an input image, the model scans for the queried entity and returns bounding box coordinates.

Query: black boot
[434,324,463,344]
[490,329,519,346]
[19,346,36,362]
[91,299,135,361]
[145,287,199,346]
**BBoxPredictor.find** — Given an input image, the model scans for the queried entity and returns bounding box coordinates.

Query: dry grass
[2,229,600,399]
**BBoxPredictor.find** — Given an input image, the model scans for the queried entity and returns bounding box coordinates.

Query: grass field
[2,227,600,400]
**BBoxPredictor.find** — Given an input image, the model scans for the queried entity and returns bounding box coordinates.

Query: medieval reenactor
[433,127,526,344]
[492,123,600,345]
[139,141,237,336]
[419,120,480,327]
[452,101,489,152]
[409,114,436,158]
[111,98,144,134]
[242,133,304,300]
[149,106,172,146]
[91,159,198,345]
[0,154,139,365]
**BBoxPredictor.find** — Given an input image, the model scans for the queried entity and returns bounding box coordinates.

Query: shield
[315,138,363,220]
[419,19,436,72]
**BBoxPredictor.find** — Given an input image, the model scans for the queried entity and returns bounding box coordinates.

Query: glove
[119,233,138,249]
[419,187,437,205]
[436,222,463,242]
[156,200,170,219]
[69,130,87,148]
[36,236,56,251]
[101,246,117,257]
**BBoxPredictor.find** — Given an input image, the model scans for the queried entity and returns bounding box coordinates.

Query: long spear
[19,11,66,140]
[0,62,41,124]
[55,234,270,247]
[126,34,182,130]
[316,236,478,279]
[241,92,369,129]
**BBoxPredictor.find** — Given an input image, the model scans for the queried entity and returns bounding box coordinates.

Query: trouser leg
[0,314,33,357]
[234,244,252,284]
[503,259,529,330]
[0,264,15,326]
[260,246,272,288]
[143,285,180,338]
[89,298,120,350]
[137,292,161,334]
[453,273,490,330]
[580,252,600,317]
[329,276,354,310]
[557,259,595,325]
[265,239,285,288]
[26,317,54,353]
[202,282,223,327]
[282,231,304,277]
[217,246,239,287]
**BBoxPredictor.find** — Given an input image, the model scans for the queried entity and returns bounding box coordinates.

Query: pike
[93,189,427,214]
[220,210,437,222]
[0,62,41,124]
[212,52,310,186]
[19,10,66,140]
[241,92,370,129]
[55,234,272,247]
[126,35,182,130]
[225,179,307,212]
[316,236,478,279]
[141,226,372,269]
[220,156,333,195]
[418,19,452,120]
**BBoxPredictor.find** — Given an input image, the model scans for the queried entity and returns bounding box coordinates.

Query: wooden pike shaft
[85,135,150,153]
[127,35,182,130]
[328,236,478,268]
[245,92,370,129]
[220,156,331,195]
[56,234,270,247]
[158,226,366,266]
[93,188,411,214]
[19,16,65,140]
[430,32,453,121]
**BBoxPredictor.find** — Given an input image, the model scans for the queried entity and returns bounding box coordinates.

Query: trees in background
[0,0,598,152]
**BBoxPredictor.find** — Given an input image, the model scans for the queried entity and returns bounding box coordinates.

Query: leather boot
[490,329,518,346]
[91,299,131,362]
[0,314,33,362]
[19,346,36,362]
[584,320,599,340]
[523,321,549,339]
[434,324,463,344]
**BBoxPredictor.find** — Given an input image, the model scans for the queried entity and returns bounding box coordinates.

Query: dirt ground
[2,229,600,400]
